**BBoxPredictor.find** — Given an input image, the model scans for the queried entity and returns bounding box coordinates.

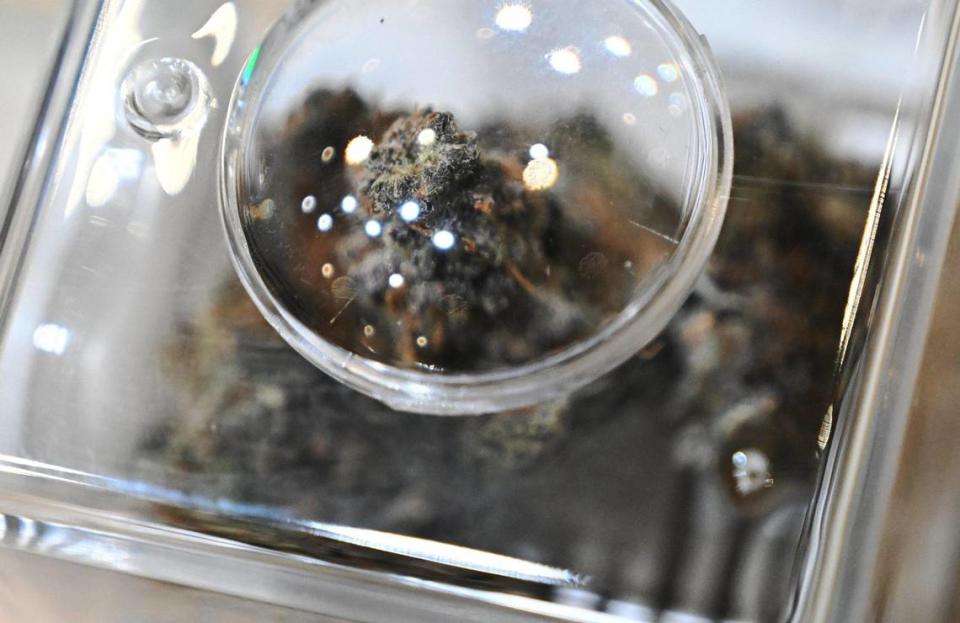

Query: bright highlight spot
[399,201,421,222]
[604,36,632,57]
[301,195,317,213]
[529,143,549,160]
[623,113,638,126]
[152,135,200,196]
[634,74,658,97]
[317,214,333,232]
[668,92,687,116]
[345,135,374,164]
[86,148,142,208]
[523,157,560,191]
[657,62,680,83]
[548,47,582,75]
[417,129,437,147]
[191,2,238,67]
[241,46,261,86]
[86,155,120,208]
[389,273,405,288]
[732,448,774,495]
[365,220,383,238]
[432,230,456,251]
[341,195,358,213]
[495,4,533,32]
[33,324,70,355]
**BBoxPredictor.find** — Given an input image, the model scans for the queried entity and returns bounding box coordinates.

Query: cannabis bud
[243,89,663,374]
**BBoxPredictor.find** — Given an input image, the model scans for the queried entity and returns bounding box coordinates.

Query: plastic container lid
[220,0,732,414]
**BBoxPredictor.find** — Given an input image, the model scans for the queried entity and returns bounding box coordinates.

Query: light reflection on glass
[604,36,632,58]
[85,148,143,208]
[345,135,374,164]
[85,156,120,208]
[304,522,579,585]
[191,2,238,67]
[548,47,582,75]
[523,157,560,190]
[657,62,680,83]
[33,324,70,356]
[634,74,658,97]
[495,4,533,32]
[241,46,261,86]
[417,129,437,146]
[152,135,201,196]
[365,220,383,237]
[432,230,456,250]
[529,143,550,160]
[732,449,774,495]
[301,195,317,214]
[668,92,687,116]
[317,213,334,232]
[389,273,405,288]
[399,200,421,222]
[341,194,359,213]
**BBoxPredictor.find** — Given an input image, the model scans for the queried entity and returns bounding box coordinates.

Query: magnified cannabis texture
[243,89,672,372]
[147,106,875,621]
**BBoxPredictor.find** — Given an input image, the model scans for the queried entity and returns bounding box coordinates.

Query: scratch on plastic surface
[836,97,902,371]
[628,219,679,244]
[329,295,355,325]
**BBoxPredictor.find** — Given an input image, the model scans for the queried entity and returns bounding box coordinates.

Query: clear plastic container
[1,0,958,621]
[221,0,732,414]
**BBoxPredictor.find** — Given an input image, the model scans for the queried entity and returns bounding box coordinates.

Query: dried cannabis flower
[245,89,675,373]
[341,109,616,369]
